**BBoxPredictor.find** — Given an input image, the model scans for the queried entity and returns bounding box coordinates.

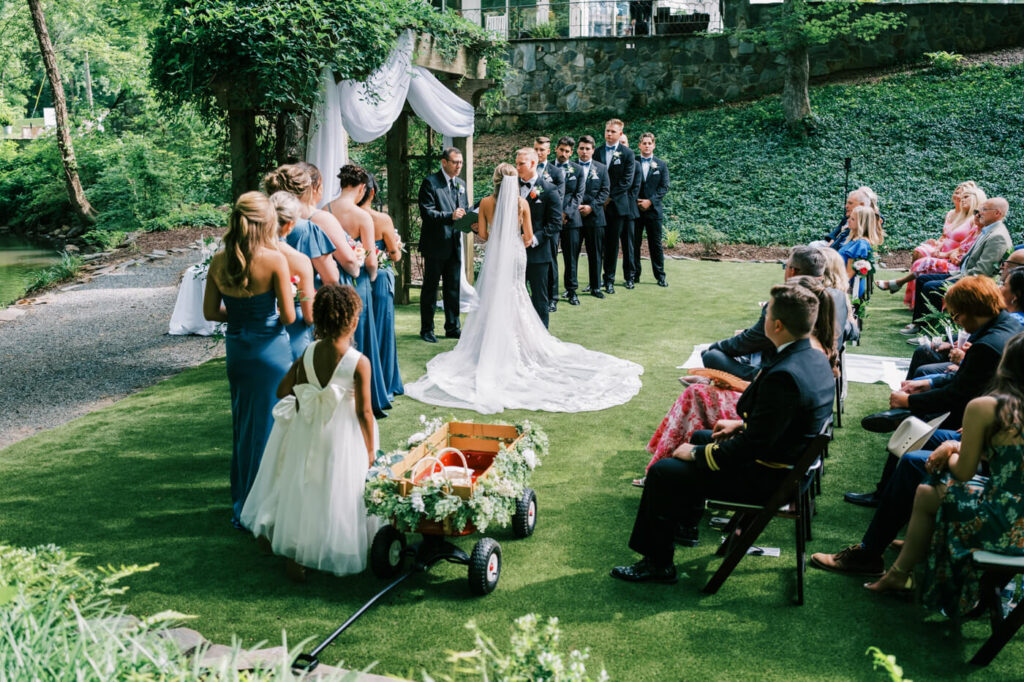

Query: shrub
[25,252,82,293]
[82,228,129,251]
[662,227,681,249]
[925,51,965,74]
[692,223,725,256]
[146,203,228,232]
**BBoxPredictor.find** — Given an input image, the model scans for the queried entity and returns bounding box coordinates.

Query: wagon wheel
[370,526,406,579]
[468,537,501,595]
[512,488,538,539]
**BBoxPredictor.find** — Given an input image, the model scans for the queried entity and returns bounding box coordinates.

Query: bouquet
[853,259,874,276]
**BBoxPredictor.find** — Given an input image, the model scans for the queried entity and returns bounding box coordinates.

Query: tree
[26,0,96,225]
[739,0,905,132]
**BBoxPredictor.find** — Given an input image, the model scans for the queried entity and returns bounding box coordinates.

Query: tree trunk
[26,0,96,223]
[228,108,258,200]
[782,44,812,132]
[83,51,93,112]
[386,112,411,305]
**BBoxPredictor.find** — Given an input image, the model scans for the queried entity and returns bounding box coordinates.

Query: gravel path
[0,250,223,449]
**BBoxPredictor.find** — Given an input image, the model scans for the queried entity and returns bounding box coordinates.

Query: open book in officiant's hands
[454,201,481,233]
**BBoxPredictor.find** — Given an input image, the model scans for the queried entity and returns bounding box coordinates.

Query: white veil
[405,174,642,414]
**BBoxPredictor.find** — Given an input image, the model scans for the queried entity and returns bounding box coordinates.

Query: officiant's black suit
[557,161,587,296]
[594,143,635,286]
[578,160,610,293]
[628,338,835,566]
[633,155,670,283]
[418,170,467,336]
[523,176,562,328]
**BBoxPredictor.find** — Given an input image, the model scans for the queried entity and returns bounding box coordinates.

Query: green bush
[925,51,965,74]
[146,203,228,232]
[82,228,129,251]
[25,252,83,293]
[662,227,681,248]
[692,223,725,256]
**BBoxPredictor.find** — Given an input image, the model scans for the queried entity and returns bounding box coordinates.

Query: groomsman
[619,133,642,289]
[575,135,610,299]
[594,118,635,294]
[515,147,561,328]
[634,132,670,287]
[554,136,586,306]
[535,136,565,312]
[417,147,467,343]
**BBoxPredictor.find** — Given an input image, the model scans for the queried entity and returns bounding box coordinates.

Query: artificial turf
[1,258,1018,680]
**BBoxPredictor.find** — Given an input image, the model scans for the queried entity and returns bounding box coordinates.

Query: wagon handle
[410,448,471,485]
[411,455,446,482]
[434,447,471,481]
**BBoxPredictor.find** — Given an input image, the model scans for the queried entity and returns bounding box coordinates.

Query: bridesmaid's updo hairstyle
[493,162,516,193]
[269,191,302,237]
[338,164,369,189]
[313,283,362,341]
[263,164,315,204]
[357,173,379,208]
[224,191,277,291]
[296,162,323,191]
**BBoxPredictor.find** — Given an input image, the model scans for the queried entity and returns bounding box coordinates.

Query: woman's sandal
[631,476,646,488]
[876,279,904,293]
[864,563,914,594]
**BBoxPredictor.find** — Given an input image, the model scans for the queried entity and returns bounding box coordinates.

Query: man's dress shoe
[604,283,615,295]
[590,289,605,299]
[624,280,635,290]
[445,329,461,339]
[844,491,880,508]
[657,279,668,287]
[861,408,912,433]
[548,301,558,313]
[610,559,678,584]
[568,292,581,306]
[420,331,438,343]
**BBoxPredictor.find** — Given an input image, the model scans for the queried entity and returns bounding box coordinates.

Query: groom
[417,148,468,343]
[515,147,561,328]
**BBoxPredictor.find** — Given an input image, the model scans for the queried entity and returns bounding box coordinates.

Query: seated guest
[838,205,883,299]
[902,197,1012,335]
[611,283,835,583]
[863,331,1024,617]
[876,187,986,305]
[641,276,837,485]
[822,247,860,344]
[912,181,977,261]
[815,278,1021,577]
[1000,253,1024,325]
[701,245,827,380]
[821,189,867,249]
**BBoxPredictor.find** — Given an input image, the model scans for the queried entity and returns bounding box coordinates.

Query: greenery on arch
[150,0,510,118]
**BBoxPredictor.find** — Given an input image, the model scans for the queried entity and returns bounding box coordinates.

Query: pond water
[0,235,60,305]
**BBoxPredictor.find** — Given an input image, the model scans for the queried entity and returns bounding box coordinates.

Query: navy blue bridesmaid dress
[349,240,391,415]
[373,239,403,398]
[283,219,334,359]
[223,290,292,527]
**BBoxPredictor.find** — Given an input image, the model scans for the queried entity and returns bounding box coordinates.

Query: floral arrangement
[364,417,548,533]
[852,259,874,277]
[376,237,405,272]
[447,614,609,682]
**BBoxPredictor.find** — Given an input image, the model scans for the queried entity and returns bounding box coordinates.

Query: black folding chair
[969,551,1024,665]
[835,343,847,428]
[703,421,833,605]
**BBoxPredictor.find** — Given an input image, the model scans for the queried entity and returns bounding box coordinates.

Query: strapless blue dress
[372,239,403,398]
[283,221,334,360]
[223,290,292,527]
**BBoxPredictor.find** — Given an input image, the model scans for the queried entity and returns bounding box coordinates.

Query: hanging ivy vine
[150,0,509,118]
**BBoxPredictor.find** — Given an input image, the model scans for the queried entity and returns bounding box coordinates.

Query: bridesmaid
[328,164,392,417]
[297,161,362,282]
[268,191,316,359]
[203,192,296,528]
[358,174,404,399]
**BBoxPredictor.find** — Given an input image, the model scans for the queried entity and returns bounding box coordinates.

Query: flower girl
[241,283,378,580]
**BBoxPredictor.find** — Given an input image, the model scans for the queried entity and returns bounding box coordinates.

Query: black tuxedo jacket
[638,155,670,222]
[418,170,467,260]
[537,161,565,206]
[627,160,642,219]
[578,160,610,229]
[594,143,635,215]
[557,161,586,229]
[523,177,562,265]
[694,338,835,473]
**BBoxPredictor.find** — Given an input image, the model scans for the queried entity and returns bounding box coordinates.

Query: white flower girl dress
[241,342,379,575]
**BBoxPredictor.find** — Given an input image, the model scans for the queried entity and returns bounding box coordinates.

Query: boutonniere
[458,184,465,194]
[649,161,658,170]
[529,186,544,200]
[566,166,576,176]
[543,171,551,182]
[613,151,621,159]
[589,169,598,180]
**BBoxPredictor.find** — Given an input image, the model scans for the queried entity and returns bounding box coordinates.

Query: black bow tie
[520,179,531,187]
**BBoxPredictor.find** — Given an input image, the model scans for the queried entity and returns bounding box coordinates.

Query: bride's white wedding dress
[405,174,643,414]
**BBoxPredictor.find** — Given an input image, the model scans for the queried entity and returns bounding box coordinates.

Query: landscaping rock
[64,244,80,254]
[198,644,252,669]
[0,308,26,322]
[160,627,207,656]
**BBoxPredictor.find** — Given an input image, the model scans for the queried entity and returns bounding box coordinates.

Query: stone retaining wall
[489,1,1024,126]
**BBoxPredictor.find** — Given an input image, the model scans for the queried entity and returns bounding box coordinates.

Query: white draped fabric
[168,265,225,337]
[405,175,643,414]
[307,29,476,201]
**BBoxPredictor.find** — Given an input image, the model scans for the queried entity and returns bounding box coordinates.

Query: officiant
[418,148,468,343]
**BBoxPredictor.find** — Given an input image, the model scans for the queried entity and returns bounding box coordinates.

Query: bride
[405,163,643,414]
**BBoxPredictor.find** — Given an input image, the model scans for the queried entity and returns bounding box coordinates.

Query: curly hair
[944,275,1005,319]
[263,164,314,204]
[295,162,323,190]
[223,191,277,291]
[338,163,369,189]
[313,284,362,341]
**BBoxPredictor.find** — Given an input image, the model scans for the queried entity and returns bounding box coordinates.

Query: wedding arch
[305,30,492,304]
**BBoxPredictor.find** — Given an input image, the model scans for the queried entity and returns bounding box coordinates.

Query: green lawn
[1,258,1018,680]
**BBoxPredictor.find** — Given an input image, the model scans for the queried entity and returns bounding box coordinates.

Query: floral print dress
[924,443,1024,617]
[646,384,742,472]
[903,220,980,307]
